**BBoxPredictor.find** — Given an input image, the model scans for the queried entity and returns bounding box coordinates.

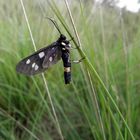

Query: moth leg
[69,45,81,50]
[72,57,85,64]
[69,47,77,50]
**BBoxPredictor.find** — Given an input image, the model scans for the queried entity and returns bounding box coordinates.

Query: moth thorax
[64,67,71,72]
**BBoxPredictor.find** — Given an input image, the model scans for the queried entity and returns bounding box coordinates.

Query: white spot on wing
[49,57,53,62]
[26,59,30,64]
[32,63,35,68]
[35,64,39,71]
[52,47,55,50]
[39,52,45,58]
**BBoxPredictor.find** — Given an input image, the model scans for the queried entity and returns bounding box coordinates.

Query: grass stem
[63,0,135,139]
[19,0,64,139]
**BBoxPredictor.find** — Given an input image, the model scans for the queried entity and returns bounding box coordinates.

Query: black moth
[16,18,71,84]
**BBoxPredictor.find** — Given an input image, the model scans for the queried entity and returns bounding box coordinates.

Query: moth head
[59,34,66,41]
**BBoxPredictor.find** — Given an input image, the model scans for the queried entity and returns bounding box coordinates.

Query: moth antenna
[46,17,62,35]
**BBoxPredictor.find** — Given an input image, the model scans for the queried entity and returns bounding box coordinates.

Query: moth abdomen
[64,67,71,84]
[61,49,71,84]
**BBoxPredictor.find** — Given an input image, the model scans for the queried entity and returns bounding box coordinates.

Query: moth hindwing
[16,42,62,76]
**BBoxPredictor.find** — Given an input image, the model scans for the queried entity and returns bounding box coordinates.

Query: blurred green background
[0,0,140,140]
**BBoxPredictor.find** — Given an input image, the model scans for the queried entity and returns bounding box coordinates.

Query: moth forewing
[16,50,46,76]
[43,46,62,68]
[16,43,60,76]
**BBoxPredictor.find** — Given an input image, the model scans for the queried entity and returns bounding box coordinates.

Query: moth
[16,18,71,84]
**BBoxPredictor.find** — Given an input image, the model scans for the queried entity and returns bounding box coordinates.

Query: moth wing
[43,46,62,68]
[16,42,60,76]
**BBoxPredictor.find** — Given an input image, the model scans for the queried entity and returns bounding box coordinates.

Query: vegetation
[0,0,140,140]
